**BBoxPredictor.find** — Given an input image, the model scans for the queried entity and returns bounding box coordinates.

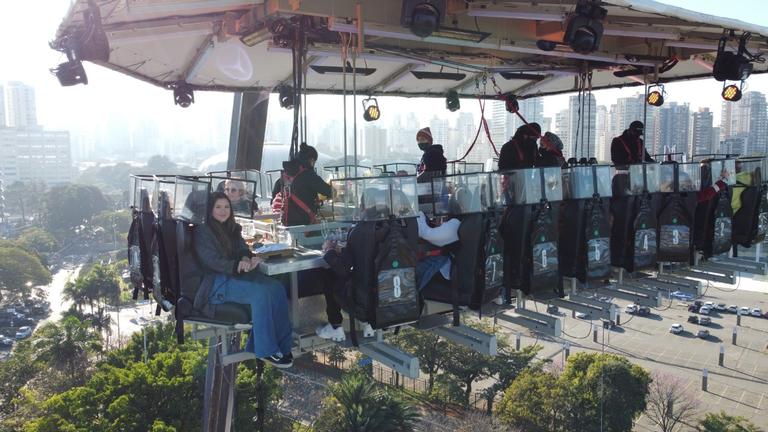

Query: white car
[739,307,750,316]
[699,306,711,315]
[15,326,32,340]
[750,308,763,317]
[714,303,727,311]
[704,301,715,308]
[669,323,684,334]
[727,305,739,313]
[625,304,638,314]
[575,312,588,320]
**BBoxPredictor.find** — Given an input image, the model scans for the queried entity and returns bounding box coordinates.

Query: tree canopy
[698,411,762,432]
[0,243,52,301]
[42,184,109,234]
[16,227,59,254]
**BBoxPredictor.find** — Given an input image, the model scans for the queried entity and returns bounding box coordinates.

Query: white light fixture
[467,7,565,22]
[604,26,680,40]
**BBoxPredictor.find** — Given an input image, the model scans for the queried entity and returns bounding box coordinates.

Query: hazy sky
[0,0,766,146]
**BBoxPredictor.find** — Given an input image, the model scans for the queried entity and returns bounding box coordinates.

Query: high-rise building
[362,124,388,161]
[555,109,570,157]
[567,94,597,159]
[711,126,720,156]
[719,92,768,156]
[720,101,736,142]
[456,112,478,162]
[3,82,37,129]
[690,107,714,156]
[0,84,5,128]
[488,97,544,147]
[720,135,749,155]
[0,129,73,185]
[657,102,690,155]
[595,105,609,162]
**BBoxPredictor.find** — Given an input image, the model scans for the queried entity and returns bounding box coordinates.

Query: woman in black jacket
[194,192,293,368]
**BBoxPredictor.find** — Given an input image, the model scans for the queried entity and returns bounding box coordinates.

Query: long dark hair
[297,142,318,166]
[207,191,237,257]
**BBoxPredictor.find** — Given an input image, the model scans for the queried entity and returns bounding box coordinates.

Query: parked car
[750,308,763,317]
[636,306,651,316]
[696,329,710,339]
[625,304,638,314]
[739,307,750,316]
[704,301,715,309]
[14,326,32,340]
[575,312,588,320]
[727,305,739,314]
[714,303,727,311]
[699,306,712,315]
[670,291,694,301]
[670,323,684,334]
[694,300,703,308]
[699,316,711,326]
[546,304,559,315]
[0,336,13,347]
[687,305,698,313]
[687,315,699,324]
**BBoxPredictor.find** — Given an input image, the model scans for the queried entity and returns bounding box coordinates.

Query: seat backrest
[175,222,202,318]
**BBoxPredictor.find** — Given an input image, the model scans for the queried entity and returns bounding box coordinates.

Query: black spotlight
[504,93,520,113]
[401,0,445,38]
[277,85,295,109]
[173,82,194,108]
[722,83,743,102]
[445,90,460,112]
[536,40,558,51]
[362,97,381,122]
[713,33,758,82]
[563,1,607,54]
[51,59,88,86]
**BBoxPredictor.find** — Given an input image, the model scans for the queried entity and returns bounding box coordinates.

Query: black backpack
[584,196,611,280]
[632,194,658,270]
[150,191,178,315]
[732,178,763,247]
[710,190,733,256]
[127,205,155,301]
[529,198,562,299]
[658,194,692,263]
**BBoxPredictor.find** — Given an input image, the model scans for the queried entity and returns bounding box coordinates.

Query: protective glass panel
[448,161,485,175]
[431,172,493,216]
[130,175,156,213]
[659,163,701,192]
[323,165,381,182]
[372,163,419,176]
[153,176,176,220]
[735,158,764,186]
[562,165,612,199]
[628,163,661,194]
[710,159,736,186]
[174,176,210,224]
[499,167,563,205]
[208,176,258,218]
[330,175,418,221]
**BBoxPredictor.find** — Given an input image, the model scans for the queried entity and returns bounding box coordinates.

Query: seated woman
[194,191,293,368]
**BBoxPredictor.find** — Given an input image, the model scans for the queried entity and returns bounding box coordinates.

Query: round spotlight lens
[570,26,597,54]
[722,84,742,102]
[445,90,460,112]
[410,4,440,38]
[364,105,380,122]
[647,90,664,106]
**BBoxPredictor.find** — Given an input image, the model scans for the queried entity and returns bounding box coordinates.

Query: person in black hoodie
[611,121,654,166]
[272,143,333,226]
[416,127,447,183]
[498,123,541,171]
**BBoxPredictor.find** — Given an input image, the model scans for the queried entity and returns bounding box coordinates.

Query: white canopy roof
[53,0,768,98]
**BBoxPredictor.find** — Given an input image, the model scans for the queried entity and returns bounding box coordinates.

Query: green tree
[482,344,543,414]
[327,345,347,368]
[313,373,420,432]
[32,316,103,386]
[389,328,451,394]
[0,341,42,417]
[42,184,108,234]
[698,411,762,432]
[0,244,52,302]
[440,339,496,407]
[496,369,560,432]
[16,227,59,254]
[4,180,46,221]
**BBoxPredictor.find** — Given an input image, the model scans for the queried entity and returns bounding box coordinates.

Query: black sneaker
[261,353,293,369]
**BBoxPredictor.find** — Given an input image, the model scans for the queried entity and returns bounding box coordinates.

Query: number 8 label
[393,275,401,298]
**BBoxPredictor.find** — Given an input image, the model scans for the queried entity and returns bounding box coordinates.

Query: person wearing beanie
[416,127,447,183]
[535,131,566,168]
[611,120,654,166]
[498,123,541,171]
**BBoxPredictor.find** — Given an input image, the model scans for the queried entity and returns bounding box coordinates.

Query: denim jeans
[211,273,293,357]
[416,255,450,291]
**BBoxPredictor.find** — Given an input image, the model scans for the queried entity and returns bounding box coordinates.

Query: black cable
[561,318,594,339]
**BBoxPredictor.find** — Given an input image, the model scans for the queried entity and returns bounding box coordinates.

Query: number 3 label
[672,229,679,245]
[393,275,401,298]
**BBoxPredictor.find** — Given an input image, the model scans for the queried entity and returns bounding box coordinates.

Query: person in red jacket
[698,166,730,203]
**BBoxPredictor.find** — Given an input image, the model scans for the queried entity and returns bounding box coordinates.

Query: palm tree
[33,315,103,385]
[322,373,420,432]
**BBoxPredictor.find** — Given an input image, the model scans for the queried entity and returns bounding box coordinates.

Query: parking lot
[511,272,768,430]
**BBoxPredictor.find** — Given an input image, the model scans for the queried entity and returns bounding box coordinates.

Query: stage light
[51,60,88,86]
[563,1,607,54]
[173,82,194,108]
[713,33,758,82]
[363,98,381,122]
[445,90,460,112]
[647,90,664,106]
[277,85,294,109]
[401,0,445,38]
[722,84,742,102]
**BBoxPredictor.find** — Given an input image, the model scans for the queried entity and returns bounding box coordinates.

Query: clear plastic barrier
[153,176,176,219]
[174,176,211,224]
[627,163,661,194]
[562,165,612,199]
[735,158,764,186]
[498,167,563,205]
[130,175,156,213]
[659,163,701,193]
[330,175,418,221]
[448,161,485,175]
[430,172,493,216]
[208,176,258,219]
[709,159,736,186]
[323,165,381,182]
[372,163,418,176]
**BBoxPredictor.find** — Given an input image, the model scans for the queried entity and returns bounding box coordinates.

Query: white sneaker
[316,323,346,342]
[362,322,375,338]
